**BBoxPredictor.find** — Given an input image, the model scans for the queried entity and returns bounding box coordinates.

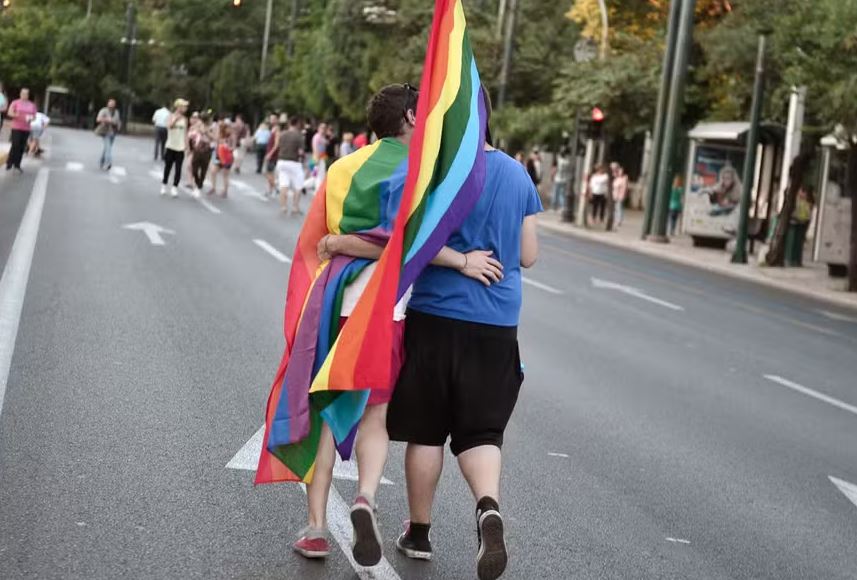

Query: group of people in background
[2,85,50,172]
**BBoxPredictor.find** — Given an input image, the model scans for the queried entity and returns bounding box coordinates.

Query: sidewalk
[539,208,857,312]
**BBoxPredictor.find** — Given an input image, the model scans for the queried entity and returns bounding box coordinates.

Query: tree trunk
[848,144,857,291]
[766,146,813,267]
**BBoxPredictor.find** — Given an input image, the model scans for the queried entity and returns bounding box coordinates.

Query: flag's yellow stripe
[408,0,466,219]
[325,141,382,234]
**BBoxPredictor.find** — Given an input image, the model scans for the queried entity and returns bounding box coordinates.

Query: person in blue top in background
[387,88,542,580]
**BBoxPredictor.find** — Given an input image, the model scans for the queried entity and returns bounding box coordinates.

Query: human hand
[318,234,338,261]
[460,250,504,287]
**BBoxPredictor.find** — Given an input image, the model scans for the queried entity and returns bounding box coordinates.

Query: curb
[539,219,857,314]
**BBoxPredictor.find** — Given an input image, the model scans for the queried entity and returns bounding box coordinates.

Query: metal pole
[287,0,300,58]
[496,0,507,41]
[563,108,581,223]
[642,0,682,238]
[576,138,595,227]
[596,0,609,60]
[649,0,696,242]
[260,0,273,81]
[497,0,517,108]
[732,33,768,264]
[122,1,136,131]
[86,0,93,18]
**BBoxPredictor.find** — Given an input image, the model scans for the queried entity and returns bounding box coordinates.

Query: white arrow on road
[122,222,175,246]
[830,476,857,510]
[226,424,393,485]
[591,277,685,311]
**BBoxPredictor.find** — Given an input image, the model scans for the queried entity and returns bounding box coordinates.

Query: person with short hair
[611,162,629,227]
[388,88,542,580]
[210,123,234,197]
[231,113,249,174]
[161,98,189,198]
[551,146,572,211]
[263,113,281,197]
[152,104,170,161]
[253,120,271,174]
[188,112,212,198]
[96,98,121,171]
[6,88,38,172]
[275,116,306,216]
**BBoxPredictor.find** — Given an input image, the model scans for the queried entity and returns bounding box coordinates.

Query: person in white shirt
[152,105,171,161]
[588,164,610,225]
[28,109,50,158]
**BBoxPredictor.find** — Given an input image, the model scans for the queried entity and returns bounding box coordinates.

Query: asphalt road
[1,128,856,580]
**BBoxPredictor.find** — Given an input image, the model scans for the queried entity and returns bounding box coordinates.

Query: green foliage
[51,15,125,106]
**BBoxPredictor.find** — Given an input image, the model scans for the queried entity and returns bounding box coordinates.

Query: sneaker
[192,188,201,199]
[170,186,179,198]
[160,185,167,196]
[350,495,383,567]
[476,498,507,580]
[396,521,432,560]
[293,527,331,559]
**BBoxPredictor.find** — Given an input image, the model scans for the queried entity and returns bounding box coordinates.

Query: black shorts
[387,310,524,456]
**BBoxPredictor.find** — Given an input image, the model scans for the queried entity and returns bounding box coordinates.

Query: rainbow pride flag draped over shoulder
[256,0,486,485]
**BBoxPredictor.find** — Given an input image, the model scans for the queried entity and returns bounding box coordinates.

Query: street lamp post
[732,32,769,264]
[259,0,273,81]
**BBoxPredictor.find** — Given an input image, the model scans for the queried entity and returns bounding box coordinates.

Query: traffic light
[590,106,605,139]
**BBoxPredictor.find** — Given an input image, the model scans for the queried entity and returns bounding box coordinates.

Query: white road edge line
[547,452,569,458]
[0,168,49,417]
[197,197,222,215]
[829,476,857,510]
[522,276,563,295]
[253,239,292,263]
[763,375,857,417]
[591,277,685,312]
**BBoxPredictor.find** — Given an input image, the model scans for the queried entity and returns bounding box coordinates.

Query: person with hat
[161,98,189,198]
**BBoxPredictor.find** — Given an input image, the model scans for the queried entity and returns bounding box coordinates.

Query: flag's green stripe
[339,139,408,234]
[271,406,322,479]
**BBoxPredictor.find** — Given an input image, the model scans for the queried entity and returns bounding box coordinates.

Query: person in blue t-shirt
[388,89,542,580]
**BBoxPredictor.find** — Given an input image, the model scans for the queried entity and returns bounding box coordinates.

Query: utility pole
[287,0,300,58]
[731,32,768,264]
[260,0,273,81]
[122,1,137,130]
[497,0,518,108]
[596,0,609,60]
[649,0,696,242]
[496,0,507,41]
[86,0,93,18]
[642,0,682,238]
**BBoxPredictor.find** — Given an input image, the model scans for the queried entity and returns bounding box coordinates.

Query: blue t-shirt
[408,149,543,327]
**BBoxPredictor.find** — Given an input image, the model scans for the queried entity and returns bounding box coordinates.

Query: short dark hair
[289,116,301,127]
[480,84,493,146]
[367,84,419,139]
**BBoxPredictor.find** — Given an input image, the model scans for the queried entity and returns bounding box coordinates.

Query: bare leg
[279,187,289,212]
[457,445,501,503]
[355,404,390,503]
[209,165,218,194]
[306,422,337,530]
[290,187,301,214]
[404,444,444,523]
[221,171,230,197]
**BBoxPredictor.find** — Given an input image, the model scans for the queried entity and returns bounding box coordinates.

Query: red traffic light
[591,107,605,122]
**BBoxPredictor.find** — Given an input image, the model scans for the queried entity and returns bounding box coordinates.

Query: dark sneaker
[350,495,383,567]
[396,521,432,560]
[476,500,507,580]
[292,527,331,559]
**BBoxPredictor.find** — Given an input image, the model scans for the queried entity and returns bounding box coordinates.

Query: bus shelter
[813,134,852,277]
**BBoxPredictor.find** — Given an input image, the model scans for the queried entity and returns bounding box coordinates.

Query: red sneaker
[293,528,331,559]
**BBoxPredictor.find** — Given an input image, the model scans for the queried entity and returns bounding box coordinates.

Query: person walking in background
[611,162,629,227]
[28,106,49,158]
[263,113,281,198]
[95,98,121,171]
[787,186,814,267]
[0,83,8,134]
[526,148,541,186]
[231,113,248,174]
[311,122,329,181]
[551,146,572,211]
[161,98,189,198]
[353,130,368,150]
[668,174,684,236]
[339,131,355,157]
[6,88,37,173]
[210,123,233,197]
[253,119,271,173]
[588,164,609,225]
[275,116,305,216]
[152,104,170,161]
[188,112,212,198]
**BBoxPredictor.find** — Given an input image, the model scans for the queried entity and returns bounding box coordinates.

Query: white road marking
[818,309,857,324]
[122,222,175,246]
[591,277,685,311]
[830,476,857,510]
[108,175,121,185]
[226,424,391,484]
[300,484,402,580]
[522,276,563,295]
[253,239,292,263]
[148,169,162,180]
[196,197,222,215]
[232,179,269,201]
[0,168,49,417]
[547,452,569,458]
[764,375,857,417]
[110,166,127,177]
[65,161,84,172]
[666,537,691,545]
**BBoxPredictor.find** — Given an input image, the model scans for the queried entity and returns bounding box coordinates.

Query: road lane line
[65,162,83,172]
[666,537,691,545]
[522,276,563,295]
[253,239,292,263]
[196,197,222,215]
[547,452,569,458]
[829,476,857,510]
[592,277,684,311]
[300,484,402,580]
[0,168,49,417]
[818,309,857,324]
[110,166,127,177]
[764,375,857,417]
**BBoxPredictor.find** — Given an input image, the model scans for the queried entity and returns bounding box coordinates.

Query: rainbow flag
[256,0,487,484]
